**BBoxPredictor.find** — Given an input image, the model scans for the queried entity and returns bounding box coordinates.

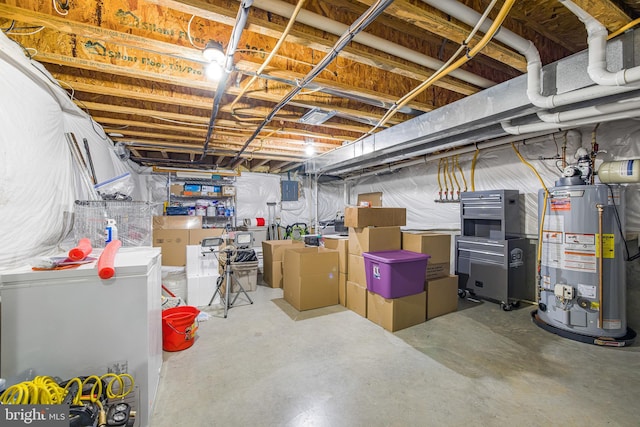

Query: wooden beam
[148,0,485,95]
[354,0,527,72]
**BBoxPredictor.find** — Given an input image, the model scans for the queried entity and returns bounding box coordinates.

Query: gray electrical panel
[281,180,299,201]
[456,190,530,310]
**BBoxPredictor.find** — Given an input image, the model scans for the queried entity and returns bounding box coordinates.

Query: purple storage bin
[362,250,430,299]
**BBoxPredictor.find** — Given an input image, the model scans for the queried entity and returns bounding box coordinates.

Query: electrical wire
[187,15,206,49]
[53,0,69,16]
[442,157,450,199]
[229,0,307,120]
[606,184,640,261]
[7,26,45,36]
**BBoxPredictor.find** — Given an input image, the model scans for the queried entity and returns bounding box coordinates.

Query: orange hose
[68,238,93,261]
[98,240,122,279]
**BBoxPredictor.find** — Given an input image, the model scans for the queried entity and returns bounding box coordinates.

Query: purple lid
[362,250,430,264]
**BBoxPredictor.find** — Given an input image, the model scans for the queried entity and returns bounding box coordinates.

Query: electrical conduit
[229,0,395,166]
[228,0,307,119]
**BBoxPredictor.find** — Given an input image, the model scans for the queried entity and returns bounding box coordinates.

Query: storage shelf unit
[455,190,530,309]
[167,175,236,229]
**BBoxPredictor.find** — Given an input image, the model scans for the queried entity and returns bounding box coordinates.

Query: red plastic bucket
[162,306,200,352]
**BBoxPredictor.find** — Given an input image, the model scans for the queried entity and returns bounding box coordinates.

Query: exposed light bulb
[203,40,225,64]
[205,62,223,81]
[305,143,315,156]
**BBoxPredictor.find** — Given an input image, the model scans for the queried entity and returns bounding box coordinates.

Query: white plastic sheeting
[0,33,140,269]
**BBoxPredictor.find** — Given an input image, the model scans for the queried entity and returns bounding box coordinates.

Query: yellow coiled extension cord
[0,373,135,405]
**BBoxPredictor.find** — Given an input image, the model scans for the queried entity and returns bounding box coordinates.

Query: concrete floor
[151,279,640,427]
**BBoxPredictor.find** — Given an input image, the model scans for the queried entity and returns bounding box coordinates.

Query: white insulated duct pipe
[537,97,640,123]
[502,108,640,134]
[559,0,640,86]
[252,0,494,89]
[423,0,640,110]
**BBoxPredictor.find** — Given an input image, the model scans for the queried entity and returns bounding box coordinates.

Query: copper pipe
[597,203,604,328]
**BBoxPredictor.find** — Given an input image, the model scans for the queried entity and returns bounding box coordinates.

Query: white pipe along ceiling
[252,0,495,89]
[307,0,640,176]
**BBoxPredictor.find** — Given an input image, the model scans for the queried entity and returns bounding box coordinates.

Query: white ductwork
[502,108,640,135]
[423,0,640,110]
[559,0,640,86]
[252,0,494,89]
[537,97,640,123]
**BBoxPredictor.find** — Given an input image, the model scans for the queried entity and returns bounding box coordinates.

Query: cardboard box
[170,184,183,196]
[344,207,406,228]
[222,186,236,196]
[283,247,339,311]
[366,291,426,332]
[402,232,451,280]
[357,192,382,207]
[263,261,284,288]
[348,226,401,255]
[262,240,305,264]
[184,184,201,192]
[153,216,202,230]
[346,281,367,317]
[426,262,451,280]
[339,273,347,306]
[189,228,225,245]
[152,229,189,266]
[347,254,366,286]
[323,236,349,273]
[401,232,451,264]
[426,275,458,320]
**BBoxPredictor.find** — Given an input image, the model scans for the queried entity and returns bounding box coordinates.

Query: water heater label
[577,284,596,299]
[550,197,571,211]
[596,234,615,258]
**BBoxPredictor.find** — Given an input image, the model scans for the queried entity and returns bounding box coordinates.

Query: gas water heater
[532,159,638,346]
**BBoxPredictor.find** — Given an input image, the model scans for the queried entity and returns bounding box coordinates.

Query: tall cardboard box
[283,247,339,311]
[426,275,458,320]
[152,229,190,266]
[262,240,305,287]
[344,207,406,228]
[346,281,367,317]
[347,254,367,286]
[367,291,426,332]
[339,273,347,306]
[153,216,202,230]
[402,232,451,280]
[323,236,349,273]
[348,226,401,256]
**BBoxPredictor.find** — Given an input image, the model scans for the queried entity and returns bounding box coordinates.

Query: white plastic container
[195,200,208,216]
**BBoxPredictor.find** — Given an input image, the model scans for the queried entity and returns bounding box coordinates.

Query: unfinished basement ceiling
[1,0,638,174]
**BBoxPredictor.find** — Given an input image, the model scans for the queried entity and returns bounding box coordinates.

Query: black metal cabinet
[456,190,528,310]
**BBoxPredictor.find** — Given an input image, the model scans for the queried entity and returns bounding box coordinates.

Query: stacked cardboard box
[283,247,339,311]
[401,231,458,320]
[347,226,402,319]
[152,216,226,266]
[323,236,349,306]
[262,240,305,288]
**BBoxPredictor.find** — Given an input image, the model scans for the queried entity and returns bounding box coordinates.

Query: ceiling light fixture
[202,40,225,64]
[304,138,315,156]
[298,107,337,125]
[205,62,224,81]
